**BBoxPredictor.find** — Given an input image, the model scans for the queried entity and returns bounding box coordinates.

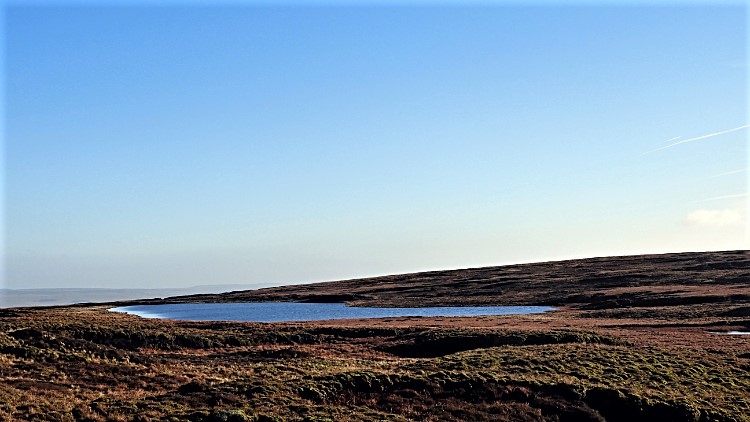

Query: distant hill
[154,250,749,317]
[0,283,273,308]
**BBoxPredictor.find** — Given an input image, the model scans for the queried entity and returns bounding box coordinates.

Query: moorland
[1,250,748,421]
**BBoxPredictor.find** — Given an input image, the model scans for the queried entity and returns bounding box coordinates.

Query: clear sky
[4,1,747,289]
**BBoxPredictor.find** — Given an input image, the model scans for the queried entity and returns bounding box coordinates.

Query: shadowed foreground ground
[0,250,748,421]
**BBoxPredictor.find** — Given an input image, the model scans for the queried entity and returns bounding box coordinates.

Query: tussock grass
[1,306,748,421]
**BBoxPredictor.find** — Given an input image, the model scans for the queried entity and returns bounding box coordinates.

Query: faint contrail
[701,193,747,202]
[645,124,749,154]
[663,136,682,143]
[706,169,746,179]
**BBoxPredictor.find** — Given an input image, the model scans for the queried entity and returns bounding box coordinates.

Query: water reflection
[110,302,556,323]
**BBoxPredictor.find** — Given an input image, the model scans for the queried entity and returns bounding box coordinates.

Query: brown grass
[1,250,748,421]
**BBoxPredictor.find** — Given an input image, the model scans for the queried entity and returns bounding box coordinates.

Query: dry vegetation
[1,250,748,421]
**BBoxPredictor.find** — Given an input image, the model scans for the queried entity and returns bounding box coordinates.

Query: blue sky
[4,1,747,289]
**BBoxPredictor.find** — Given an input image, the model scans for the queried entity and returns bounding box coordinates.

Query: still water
[109,302,555,323]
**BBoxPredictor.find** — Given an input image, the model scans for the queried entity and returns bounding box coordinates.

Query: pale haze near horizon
[4,1,747,290]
